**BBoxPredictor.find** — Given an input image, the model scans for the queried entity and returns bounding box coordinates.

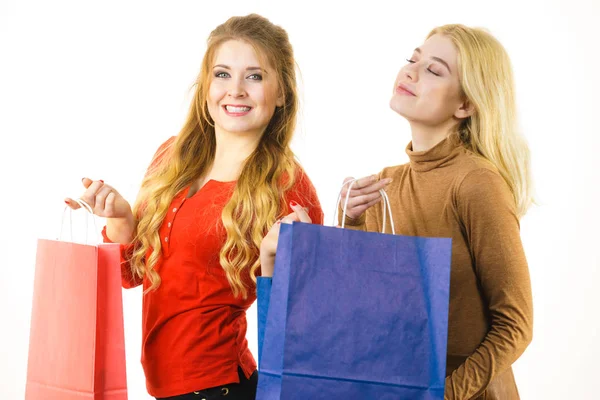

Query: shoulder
[454,150,510,200]
[456,165,517,220]
[145,136,177,170]
[142,136,177,177]
[424,145,510,200]
[291,164,317,190]
[454,146,500,180]
[286,164,324,224]
[379,163,409,180]
[151,136,177,162]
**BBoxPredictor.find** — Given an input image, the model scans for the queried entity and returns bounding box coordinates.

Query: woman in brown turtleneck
[340,25,534,400]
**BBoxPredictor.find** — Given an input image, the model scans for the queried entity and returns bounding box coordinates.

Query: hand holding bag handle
[333,178,396,234]
[59,198,101,244]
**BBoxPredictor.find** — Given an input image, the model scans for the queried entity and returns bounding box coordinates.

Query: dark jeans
[156,367,258,400]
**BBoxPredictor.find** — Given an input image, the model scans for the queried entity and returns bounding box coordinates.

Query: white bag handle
[59,199,101,244]
[333,178,395,234]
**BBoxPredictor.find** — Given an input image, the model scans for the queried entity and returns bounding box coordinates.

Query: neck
[213,127,262,165]
[409,119,457,152]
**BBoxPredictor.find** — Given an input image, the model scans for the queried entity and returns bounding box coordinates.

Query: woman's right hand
[65,177,135,243]
[340,175,392,220]
[260,202,312,277]
[65,178,132,218]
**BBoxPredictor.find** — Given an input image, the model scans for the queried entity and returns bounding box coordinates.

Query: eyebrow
[213,64,266,72]
[414,48,452,73]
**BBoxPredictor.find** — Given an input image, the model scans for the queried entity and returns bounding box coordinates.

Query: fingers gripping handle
[59,199,101,244]
[333,179,395,234]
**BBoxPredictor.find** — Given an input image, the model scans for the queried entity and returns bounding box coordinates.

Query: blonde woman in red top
[66,14,323,400]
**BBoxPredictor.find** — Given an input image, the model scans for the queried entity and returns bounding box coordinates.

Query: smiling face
[390,34,472,127]
[206,39,283,139]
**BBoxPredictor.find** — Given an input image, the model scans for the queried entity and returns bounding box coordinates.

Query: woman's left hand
[260,202,311,277]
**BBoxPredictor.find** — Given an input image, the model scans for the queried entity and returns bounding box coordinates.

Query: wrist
[260,252,275,277]
[106,214,135,244]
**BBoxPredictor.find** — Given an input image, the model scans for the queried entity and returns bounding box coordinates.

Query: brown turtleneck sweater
[343,136,533,400]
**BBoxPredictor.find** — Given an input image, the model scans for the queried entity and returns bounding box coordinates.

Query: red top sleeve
[102,136,176,288]
[283,166,324,225]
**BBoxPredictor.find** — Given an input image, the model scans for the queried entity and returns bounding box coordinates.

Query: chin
[223,125,255,134]
[389,96,411,119]
[218,120,267,135]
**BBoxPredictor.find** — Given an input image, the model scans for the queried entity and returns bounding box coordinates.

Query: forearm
[449,169,534,399]
[445,311,533,399]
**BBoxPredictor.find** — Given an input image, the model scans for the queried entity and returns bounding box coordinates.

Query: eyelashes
[405,59,441,76]
[213,71,263,81]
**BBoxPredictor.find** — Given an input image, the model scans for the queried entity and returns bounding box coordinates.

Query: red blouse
[103,138,324,397]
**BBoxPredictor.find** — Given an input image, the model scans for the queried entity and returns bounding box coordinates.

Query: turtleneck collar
[406,134,463,172]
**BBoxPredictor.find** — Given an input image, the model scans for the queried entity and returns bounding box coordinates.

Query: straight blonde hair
[429,25,533,217]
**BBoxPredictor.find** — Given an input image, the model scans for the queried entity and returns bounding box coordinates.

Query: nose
[403,62,418,82]
[227,77,247,98]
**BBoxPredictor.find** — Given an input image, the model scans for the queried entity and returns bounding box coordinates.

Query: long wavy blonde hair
[428,25,533,217]
[130,14,299,298]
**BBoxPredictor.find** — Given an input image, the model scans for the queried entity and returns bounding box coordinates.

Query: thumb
[82,177,94,188]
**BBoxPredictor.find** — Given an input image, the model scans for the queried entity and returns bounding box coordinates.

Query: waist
[142,304,248,352]
[141,308,255,396]
[446,354,468,376]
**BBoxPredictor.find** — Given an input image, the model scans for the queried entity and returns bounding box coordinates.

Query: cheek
[207,83,225,106]
[254,83,279,110]
[421,81,455,108]
[250,86,267,104]
[248,84,269,105]
[206,85,224,121]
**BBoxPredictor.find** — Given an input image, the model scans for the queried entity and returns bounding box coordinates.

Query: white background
[1,0,599,399]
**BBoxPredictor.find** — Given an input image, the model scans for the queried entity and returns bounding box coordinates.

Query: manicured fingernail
[64,200,70,205]
[290,201,299,207]
[99,180,104,183]
[386,178,393,183]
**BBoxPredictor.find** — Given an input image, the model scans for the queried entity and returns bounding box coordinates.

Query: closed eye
[427,68,441,76]
[407,58,442,76]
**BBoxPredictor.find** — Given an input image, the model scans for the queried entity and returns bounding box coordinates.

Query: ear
[454,99,475,119]
[276,91,284,108]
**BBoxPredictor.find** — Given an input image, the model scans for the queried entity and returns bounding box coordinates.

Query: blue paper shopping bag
[257,222,452,400]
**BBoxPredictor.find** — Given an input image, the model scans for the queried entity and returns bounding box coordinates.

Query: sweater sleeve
[445,168,533,399]
[101,136,177,289]
[340,202,381,232]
